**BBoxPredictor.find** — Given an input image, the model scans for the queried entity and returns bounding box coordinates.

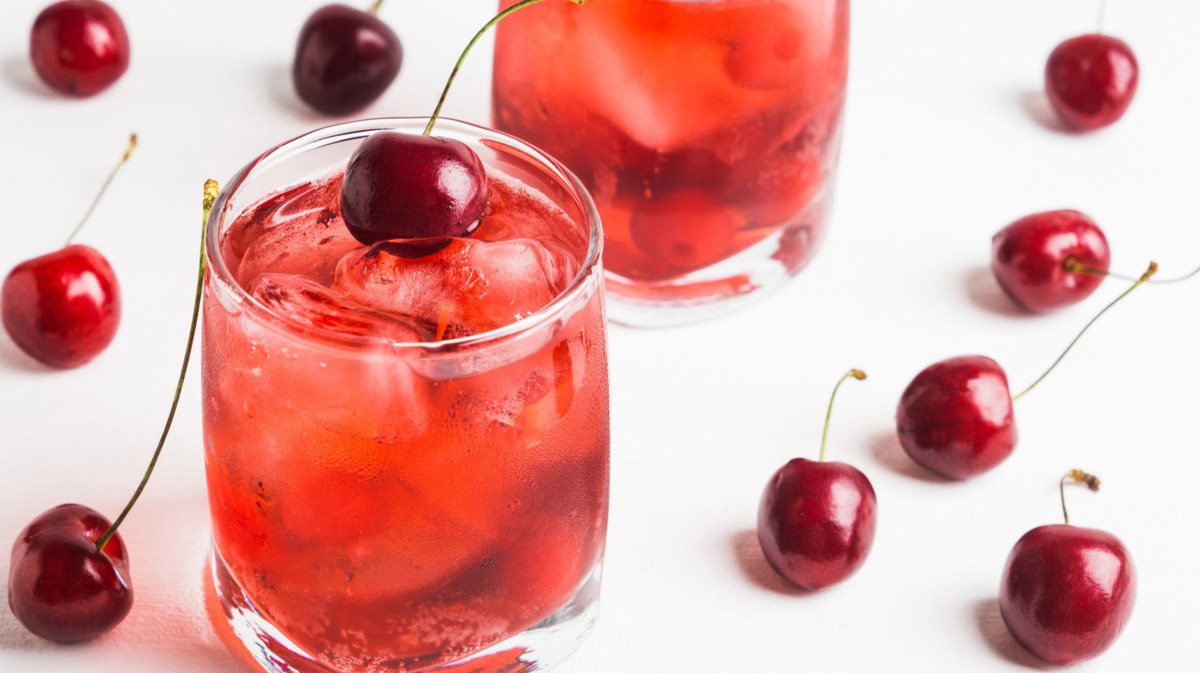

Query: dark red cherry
[1001,525,1135,664]
[895,356,1016,480]
[758,459,877,590]
[30,0,130,97]
[992,209,1111,313]
[8,504,132,643]
[1045,34,1139,131]
[293,4,403,116]
[1,244,121,369]
[339,132,487,245]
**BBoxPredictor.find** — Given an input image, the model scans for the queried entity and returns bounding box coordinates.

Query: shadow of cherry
[728,529,812,597]
[973,597,1055,669]
[868,431,950,484]
[1018,89,1070,134]
[965,265,1032,319]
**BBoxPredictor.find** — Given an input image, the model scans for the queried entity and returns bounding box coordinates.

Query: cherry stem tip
[1060,469,1101,525]
[65,133,138,247]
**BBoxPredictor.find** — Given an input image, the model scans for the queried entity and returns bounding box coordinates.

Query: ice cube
[246,273,428,343]
[331,238,573,338]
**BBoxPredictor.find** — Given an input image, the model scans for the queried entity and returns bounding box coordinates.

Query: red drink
[494,0,849,325]
[202,120,608,673]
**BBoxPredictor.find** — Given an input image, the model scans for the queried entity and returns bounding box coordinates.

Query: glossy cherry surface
[293,4,402,116]
[1000,524,1136,664]
[992,209,1111,313]
[1,244,121,368]
[1045,34,1139,131]
[896,356,1016,480]
[30,0,130,97]
[340,131,488,245]
[8,504,132,643]
[758,458,877,590]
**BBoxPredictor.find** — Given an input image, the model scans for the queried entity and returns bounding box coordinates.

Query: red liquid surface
[202,168,609,671]
[494,0,849,285]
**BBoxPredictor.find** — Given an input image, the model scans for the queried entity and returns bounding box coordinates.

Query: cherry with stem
[758,369,877,590]
[339,0,585,246]
[999,469,1136,664]
[897,263,1156,479]
[1044,0,1138,132]
[1,134,136,368]
[292,0,403,116]
[7,180,219,643]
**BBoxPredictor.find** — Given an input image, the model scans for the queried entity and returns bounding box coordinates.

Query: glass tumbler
[494,0,850,326]
[202,119,609,673]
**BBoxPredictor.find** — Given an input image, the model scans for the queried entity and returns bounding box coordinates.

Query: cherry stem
[1011,261,1157,403]
[64,134,137,247]
[818,369,866,462]
[368,0,384,16]
[1098,0,1109,34]
[1060,469,1101,525]
[95,179,218,553]
[1065,256,1199,284]
[423,0,585,136]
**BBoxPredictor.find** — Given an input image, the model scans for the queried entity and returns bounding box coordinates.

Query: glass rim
[205,117,604,353]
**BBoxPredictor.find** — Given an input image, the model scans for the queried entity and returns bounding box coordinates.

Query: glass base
[209,549,602,673]
[604,190,832,328]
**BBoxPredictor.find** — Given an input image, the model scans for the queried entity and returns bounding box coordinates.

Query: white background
[1,1,1198,671]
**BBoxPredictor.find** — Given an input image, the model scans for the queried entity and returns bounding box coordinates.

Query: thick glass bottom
[209,548,602,673]
[604,189,833,328]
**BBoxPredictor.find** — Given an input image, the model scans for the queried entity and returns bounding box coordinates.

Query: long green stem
[818,369,866,462]
[96,180,218,553]
[65,134,137,247]
[1011,261,1157,403]
[1060,469,1101,525]
[423,0,585,136]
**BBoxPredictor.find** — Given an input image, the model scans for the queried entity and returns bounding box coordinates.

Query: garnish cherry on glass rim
[30,0,130,97]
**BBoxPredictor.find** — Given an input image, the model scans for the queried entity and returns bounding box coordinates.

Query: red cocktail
[202,119,608,673]
[494,0,849,325]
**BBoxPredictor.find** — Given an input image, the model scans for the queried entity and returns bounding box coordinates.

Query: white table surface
[2,1,1198,671]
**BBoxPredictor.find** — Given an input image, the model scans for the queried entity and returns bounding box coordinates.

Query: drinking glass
[494,0,850,326]
[202,118,609,673]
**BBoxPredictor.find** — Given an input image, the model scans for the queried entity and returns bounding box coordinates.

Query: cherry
[1045,34,1138,131]
[1000,470,1136,664]
[897,264,1155,479]
[30,0,130,97]
[758,370,876,590]
[992,210,1110,313]
[1,135,135,369]
[629,191,740,275]
[340,132,487,245]
[292,2,402,116]
[2,245,120,368]
[7,504,132,643]
[7,181,218,643]
[896,356,1016,480]
[337,0,584,246]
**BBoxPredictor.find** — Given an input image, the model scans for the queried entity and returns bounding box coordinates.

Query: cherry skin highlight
[30,0,130,97]
[1,244,120,369]
[1045,34,1139,132]
[758,459,877,590]
[340,131,488,245]
[1000,524,1136,664]
[895,356,1016,480]
[293,4,403,116]
[992,209,1111,313]
[8,504,132,643]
